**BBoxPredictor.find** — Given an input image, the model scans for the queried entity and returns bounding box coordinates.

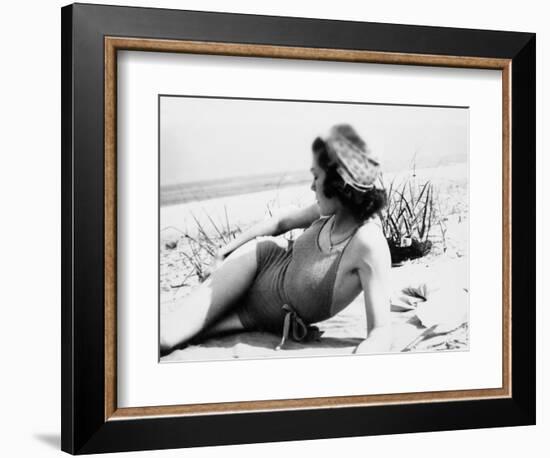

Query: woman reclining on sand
[160,124,392,355]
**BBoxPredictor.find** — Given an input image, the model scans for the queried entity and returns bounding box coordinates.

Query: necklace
[328,216,357,250]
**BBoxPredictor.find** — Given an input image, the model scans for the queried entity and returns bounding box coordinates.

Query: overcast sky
[160,96,468,186]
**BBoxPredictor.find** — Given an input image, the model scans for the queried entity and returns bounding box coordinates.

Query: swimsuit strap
[314,216,332,252]
[328,215,356,248]
[317,215,363,254]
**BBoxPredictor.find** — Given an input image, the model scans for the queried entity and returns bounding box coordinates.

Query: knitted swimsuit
[237,216,358,338]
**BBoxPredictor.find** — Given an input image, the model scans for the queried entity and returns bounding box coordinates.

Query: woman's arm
[218,203,320,258]
[352,234,392,354]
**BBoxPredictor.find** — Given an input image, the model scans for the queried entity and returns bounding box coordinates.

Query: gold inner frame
[104,37,512,421]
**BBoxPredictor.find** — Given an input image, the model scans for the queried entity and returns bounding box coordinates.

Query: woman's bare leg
[160,239,258,352]
[192,312,246,342]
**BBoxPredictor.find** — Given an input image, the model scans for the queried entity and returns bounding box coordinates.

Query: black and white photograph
[159,95,469,362]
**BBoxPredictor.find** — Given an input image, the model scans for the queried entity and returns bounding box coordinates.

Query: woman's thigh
[202,239,260,325]
[161,239,259,349]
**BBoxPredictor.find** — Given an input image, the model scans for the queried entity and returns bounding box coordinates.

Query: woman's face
[310,155,340,216]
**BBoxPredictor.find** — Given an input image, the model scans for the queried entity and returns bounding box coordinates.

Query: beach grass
[379,173,445,264]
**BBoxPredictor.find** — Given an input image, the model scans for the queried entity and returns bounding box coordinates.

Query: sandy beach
[160,163,469,362]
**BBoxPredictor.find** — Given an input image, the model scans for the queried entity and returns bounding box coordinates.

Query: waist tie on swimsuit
[275,304,324,351]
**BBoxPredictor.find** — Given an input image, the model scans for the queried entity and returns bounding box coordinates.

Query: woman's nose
[310,181,316,191]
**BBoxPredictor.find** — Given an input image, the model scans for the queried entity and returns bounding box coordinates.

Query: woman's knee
[213,240,258,286]
[218,239,259,274]
[227,238,259,259]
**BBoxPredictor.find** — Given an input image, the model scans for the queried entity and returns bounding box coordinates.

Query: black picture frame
[61,2,535,454]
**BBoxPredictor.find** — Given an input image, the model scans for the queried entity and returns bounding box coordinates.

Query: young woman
[160,124,392,355]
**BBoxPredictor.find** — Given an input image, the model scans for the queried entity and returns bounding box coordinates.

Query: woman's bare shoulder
[350,219,390,266]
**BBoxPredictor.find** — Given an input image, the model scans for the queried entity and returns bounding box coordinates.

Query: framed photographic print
[61,3,536,454]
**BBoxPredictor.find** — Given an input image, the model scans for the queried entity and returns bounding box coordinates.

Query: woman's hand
[353,325,392,354]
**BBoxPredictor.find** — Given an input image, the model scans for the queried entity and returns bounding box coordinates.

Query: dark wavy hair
[312,137,387,222]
